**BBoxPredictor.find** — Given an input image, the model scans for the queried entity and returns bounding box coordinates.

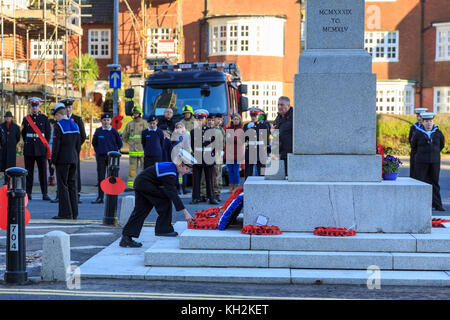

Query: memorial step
[179,225,450,253]
[145,232,450,271]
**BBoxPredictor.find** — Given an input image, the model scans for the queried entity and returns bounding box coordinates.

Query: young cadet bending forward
[119,150,194,247]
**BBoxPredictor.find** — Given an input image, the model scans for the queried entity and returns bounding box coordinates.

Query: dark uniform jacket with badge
[69,113,86,152]
[0,121,20,171]
[244,120,271,163]
[411,125,445,163]
[92,126,122,156]
[134,162,185,211]
[142,127,165,158]
[21,113,51,157]
[273,107,293,160]
[190,126,216,166]
[51,119,81,165]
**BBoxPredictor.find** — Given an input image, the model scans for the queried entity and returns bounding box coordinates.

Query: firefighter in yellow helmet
[122,106,146,190]
[181,105,195,132]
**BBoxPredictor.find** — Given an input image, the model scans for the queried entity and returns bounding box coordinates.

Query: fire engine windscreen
[145,82,228,119]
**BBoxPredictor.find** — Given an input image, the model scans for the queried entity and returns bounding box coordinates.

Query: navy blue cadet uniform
[408,108,428,179]
[91,113,122,203]
[142,115,165,168]
[21,98,51,200]
[51,104,81,219]
[411,118,445,211]
[122,162,185,237]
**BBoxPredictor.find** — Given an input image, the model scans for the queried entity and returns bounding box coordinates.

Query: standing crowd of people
[0,94,446,246]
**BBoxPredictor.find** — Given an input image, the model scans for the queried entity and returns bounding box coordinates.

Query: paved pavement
[0,154,450,301]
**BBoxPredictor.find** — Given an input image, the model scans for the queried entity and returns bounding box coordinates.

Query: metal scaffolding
[123,0,183,80]
[0,0,83,120]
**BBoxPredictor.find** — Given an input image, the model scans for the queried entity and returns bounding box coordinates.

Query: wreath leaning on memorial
[187,187,244,230]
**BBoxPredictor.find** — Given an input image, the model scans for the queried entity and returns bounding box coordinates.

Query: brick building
[83,0,301,121]
[363,0,450,114]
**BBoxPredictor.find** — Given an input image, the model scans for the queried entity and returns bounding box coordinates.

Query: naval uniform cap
[28,97,42,104]
[415,108,428,114]
[194,109,209,118]
[51,103,66,116]
[61,98,75,107]
[178,148,197,167]
[420,112,435,120]
[147,115,157,122]
[4,111,13,118]
[101,113,112,119]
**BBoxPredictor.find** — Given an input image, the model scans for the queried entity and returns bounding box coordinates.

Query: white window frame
[365,31,399,62]
[434,87,450,114]
[30,39,64,59]
[147,27,178,58]
[434,23,450,61]
[208,17,285,57]
[88,29,111,59]
[0,59,28,83]
[375,82,415,115]
[242,81,283,121]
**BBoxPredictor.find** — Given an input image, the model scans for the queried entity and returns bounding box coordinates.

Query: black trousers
[144,156,162,169]
[192,164,214,200]
[56,163,78,218]
[415,161,443,208]
[25,155,47,195]
[409,152,416,179]
[96,154,108,199]
[76,155,81,195]
[122,188,174,237]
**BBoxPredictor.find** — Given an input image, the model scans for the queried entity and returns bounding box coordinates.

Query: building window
[364,31,399,62]
[375,82,414,114]
[434,87,450,113]
[147,27,178,57]
[208,17,285,57]
[0,59,27,83]
[88,29,110,59]
[30,40,64,59]
[435,23,450,61]
[242,81,283,121]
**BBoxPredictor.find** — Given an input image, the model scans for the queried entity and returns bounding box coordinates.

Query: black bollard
[4,167,28,284]
[103,151,121,226]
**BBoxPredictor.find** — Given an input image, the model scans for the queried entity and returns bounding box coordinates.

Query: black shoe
[27,193,32,201]
[155,231,178,237]
[119,236,143,248]
[52,216,71,220]
[436,206,446,212]
[215,195,221,202]
[91,197,104,204]
[209,198,218,205]
[42,194,51,201]
[50,198,59,203]
[200,197,207,202]
[190,199,201,204]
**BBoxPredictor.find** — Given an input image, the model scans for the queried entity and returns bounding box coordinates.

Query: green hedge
[376,114,450,155]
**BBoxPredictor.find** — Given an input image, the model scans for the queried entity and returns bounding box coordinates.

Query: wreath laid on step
[187,187,244,230]
[313,227,356,237]
[432,218,450,228]
[241,224,282,235]
[218,194,244,230]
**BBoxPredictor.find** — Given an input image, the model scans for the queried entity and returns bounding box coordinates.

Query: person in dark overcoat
[408,108,428,178]
[273,96,293,176]
[0,111,21,173]
[50,103,80,219]
[411,112,446,211]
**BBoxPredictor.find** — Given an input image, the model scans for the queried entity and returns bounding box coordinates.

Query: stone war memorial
[244,0,431,234]
[82,0,450,286]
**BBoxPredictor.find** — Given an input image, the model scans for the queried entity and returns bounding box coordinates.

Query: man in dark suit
[50,103,81,219]
[21,97,51,200]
